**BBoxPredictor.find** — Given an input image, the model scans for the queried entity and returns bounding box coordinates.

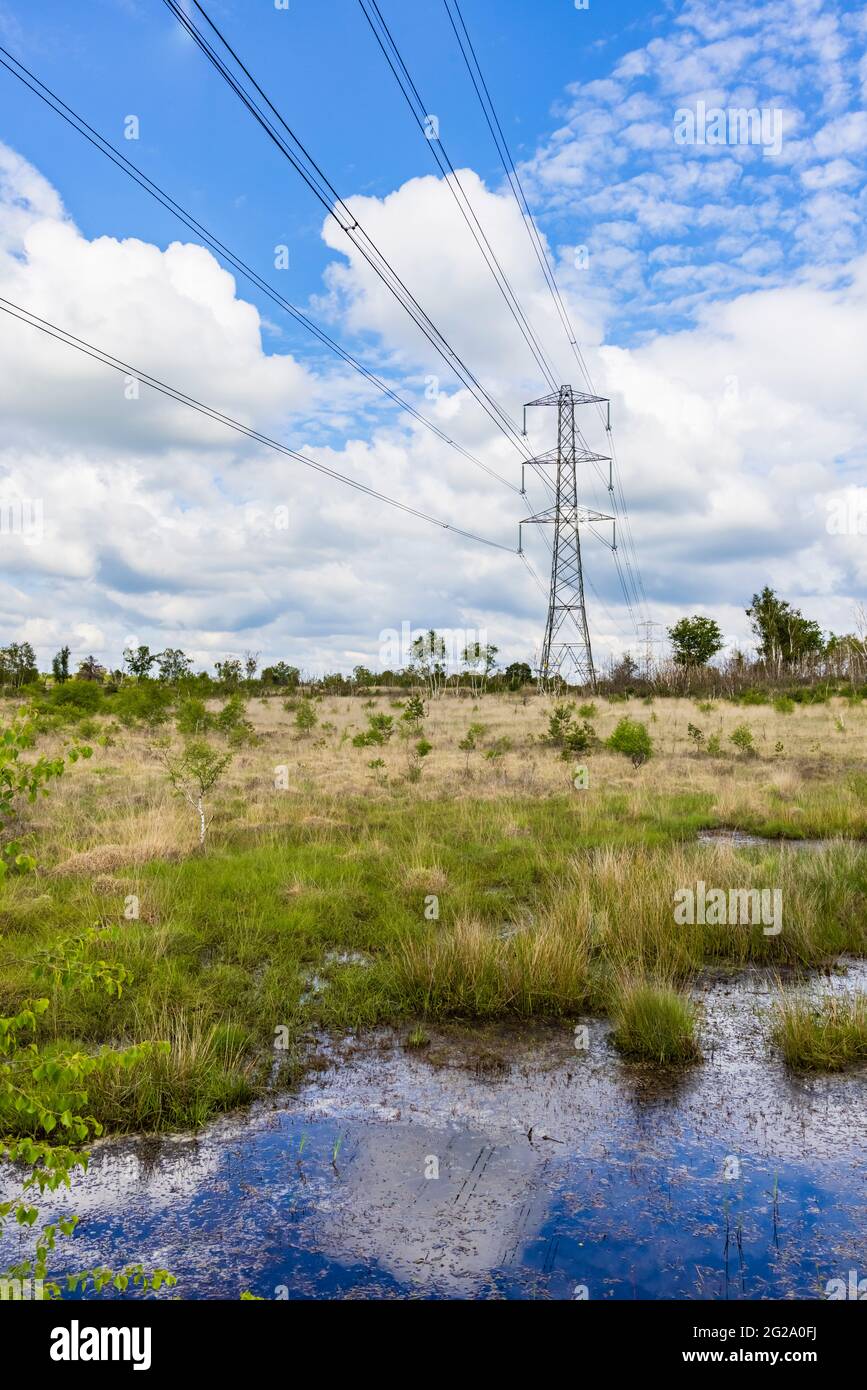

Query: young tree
[461,642,499,696]
[0,706,174,1299]
[409,630,447,700]
[262,662,300,689]
[458,722,487,777]
[51,646,70,684]
[824,632,865,682]
[76,655,106,683]
[504,661,532,691]
[215,658,243,688]
[668,616,725,668]
[352,665,376,691]
[0,708,91,876]
[158,740,232,848]
[243,651,260,683]
[157,648,192,683]
[1,642,38,689]
[747,588,824,673]
[610,652,640,688]
[122,645,157,680]
[401,694,426,733]
[294,699,318,736]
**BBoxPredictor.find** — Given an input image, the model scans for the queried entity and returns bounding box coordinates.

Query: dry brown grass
[20,692,867,872]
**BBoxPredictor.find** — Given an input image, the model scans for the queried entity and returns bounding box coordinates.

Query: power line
[356,2,641,645]
[0,296,516,554]
[0,42,521,499]
[160,0,535,463]
[442,0,587,385]
[163,0,646,641]
[356,0,560,393]
[443,0,649,622]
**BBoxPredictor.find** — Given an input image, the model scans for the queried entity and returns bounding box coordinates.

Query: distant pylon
[637,619,664,680]
[519,385,614,692]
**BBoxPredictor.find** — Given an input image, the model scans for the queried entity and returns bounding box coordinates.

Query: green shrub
[51,681,102,714]
[352,713,394,748]
[401,695,426,732]
[606,717,653,764]
[214,695,258,746]
[294,700,318,736]
[113,682,173,728]
[561,720,595,758]
[484,736,512,763]
[547,703,594,758]
[406,737,433,783]
[176,696,213,736]
[739,689,768,706]
[773,696,795,714]
[730,723,755,755]
[546,702,576,746]
[790,687,830,705]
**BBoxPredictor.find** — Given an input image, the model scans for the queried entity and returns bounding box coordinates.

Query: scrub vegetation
[0,686,864,1133]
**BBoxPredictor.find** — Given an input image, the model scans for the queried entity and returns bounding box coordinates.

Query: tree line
[1,588,863,698]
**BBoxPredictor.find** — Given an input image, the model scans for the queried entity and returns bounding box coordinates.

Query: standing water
[3,966,866,1300]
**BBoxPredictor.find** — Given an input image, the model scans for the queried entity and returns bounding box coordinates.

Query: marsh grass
[389,915,591,1019]
[773,993,867,1072]
[611,979,701,1063]
[81,1011,258,1132]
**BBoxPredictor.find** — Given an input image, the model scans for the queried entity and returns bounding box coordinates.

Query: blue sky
[0,0,865,674]
[0,1,625,340]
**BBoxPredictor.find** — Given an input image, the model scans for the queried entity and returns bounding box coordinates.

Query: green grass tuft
[611,980,701,1064]
[773,993,867,1072]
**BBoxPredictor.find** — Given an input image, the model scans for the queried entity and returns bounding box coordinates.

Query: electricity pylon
[637,619,664,680]
[519,385,614,692]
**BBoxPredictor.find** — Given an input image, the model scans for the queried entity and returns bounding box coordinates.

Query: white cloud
[0,9,866,681]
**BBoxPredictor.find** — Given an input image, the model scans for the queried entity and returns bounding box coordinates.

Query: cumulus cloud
[0,0,865,678]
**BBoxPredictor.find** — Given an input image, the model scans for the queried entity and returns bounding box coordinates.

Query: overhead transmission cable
[359,0,643,631]
[352,1,635,626]
[0,297,515,553]
[355,0,560,394]
[160,0,636,633]
[0,42,520,498]
[160,0,535,464]
[442,0,649,621]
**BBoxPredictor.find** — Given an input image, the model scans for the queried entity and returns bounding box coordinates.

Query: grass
[610,979,702,1064]
[773,994,867,1072]
[84,1014,258,1132]
[2,691,866,1131]
[388,914,591,1019]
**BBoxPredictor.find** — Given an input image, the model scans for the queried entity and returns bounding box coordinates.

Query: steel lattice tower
[519,386,615,692]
